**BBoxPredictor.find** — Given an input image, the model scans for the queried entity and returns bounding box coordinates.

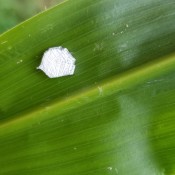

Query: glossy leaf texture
[0,0,175,174]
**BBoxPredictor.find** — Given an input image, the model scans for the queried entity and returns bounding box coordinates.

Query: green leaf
[0,0,175,174]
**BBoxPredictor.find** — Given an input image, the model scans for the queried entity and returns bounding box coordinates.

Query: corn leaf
[0,0,175,174]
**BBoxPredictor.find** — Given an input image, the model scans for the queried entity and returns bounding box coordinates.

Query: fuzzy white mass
[37,47,76,78]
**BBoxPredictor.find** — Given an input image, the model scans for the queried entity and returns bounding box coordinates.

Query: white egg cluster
[37,46,76,78]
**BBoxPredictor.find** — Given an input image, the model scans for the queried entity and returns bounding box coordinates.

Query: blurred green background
[0,0,63,34]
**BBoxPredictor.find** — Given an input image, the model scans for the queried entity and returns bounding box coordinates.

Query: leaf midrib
[0,53,175,131]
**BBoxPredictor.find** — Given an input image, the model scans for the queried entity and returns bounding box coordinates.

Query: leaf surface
[0,0,175,174]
